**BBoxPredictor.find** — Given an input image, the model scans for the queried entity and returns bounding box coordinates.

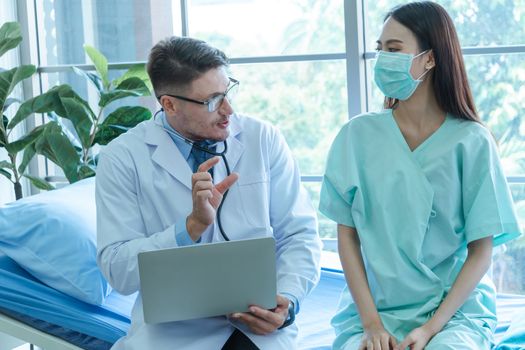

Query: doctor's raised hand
[186,156,238,241]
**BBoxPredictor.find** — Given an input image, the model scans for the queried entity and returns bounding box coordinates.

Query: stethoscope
[153,109,231,241]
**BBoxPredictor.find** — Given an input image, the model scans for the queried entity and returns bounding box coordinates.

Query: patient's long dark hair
[383,1,480,122]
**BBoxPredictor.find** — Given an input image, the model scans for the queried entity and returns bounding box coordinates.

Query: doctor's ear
[159,95,178,115]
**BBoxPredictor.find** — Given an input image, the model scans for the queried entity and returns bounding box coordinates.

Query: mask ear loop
[414,50,434,81]
[415,66,433,81]
[413,49,430,59]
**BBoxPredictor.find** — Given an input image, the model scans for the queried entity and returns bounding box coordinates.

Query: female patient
[319,2,521,350]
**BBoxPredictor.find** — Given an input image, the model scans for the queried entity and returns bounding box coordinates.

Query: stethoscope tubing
[154,109,231,241]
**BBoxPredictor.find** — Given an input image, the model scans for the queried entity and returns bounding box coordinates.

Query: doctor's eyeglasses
[160,77,240,113]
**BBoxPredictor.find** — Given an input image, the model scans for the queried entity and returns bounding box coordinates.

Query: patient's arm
[338,224,397,349]
[397,236,493,350]
[429,236,493,330]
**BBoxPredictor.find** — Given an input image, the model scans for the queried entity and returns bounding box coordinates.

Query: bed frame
[0,312,82,350]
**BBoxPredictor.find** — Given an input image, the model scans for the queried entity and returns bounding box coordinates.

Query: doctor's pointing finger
[187,156,239,241]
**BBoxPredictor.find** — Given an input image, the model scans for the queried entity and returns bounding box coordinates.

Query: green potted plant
[0,22,55,199]
[33,45,153,183]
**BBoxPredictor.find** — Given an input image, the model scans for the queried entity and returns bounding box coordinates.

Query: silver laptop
[138,236,277,324]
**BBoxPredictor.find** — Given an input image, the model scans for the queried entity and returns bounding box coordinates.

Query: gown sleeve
[462,125,522,246]
[319,122,358,228]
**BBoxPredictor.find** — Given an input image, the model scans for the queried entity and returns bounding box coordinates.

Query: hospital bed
[0,179,524,349]
[0,312,83,350]
[1,252,524,350]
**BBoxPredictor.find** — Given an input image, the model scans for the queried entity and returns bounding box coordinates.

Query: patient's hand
[395,324,433,350]
[229,294,289,335]
[359,323,398,350]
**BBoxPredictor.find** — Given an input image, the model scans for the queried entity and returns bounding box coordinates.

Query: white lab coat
[96,113,322,350]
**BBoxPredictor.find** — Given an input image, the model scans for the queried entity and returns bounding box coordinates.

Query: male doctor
[96,36,322,350]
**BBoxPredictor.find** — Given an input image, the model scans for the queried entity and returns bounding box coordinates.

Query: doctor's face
[163,67,234,142]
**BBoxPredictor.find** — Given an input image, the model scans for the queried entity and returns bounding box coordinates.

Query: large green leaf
[23,174,55,190]
[8,85,64,129]
[72,66,103,92]
[60,96,94,148]
[18,142,36,174]
[0,168,11,181]
[84,45,109,90]
[0,115,7,145]
[54,84,94,119]
[34,122,80,183]
[0,22,22,58]
[94,106,151,145]
[99,77,151,108]
[9,84,94,131]
[0,118,6,146]
[5,123,46,154]
[116,76,151,94]
[46,85,72,117]
[78,164,96,179]
[112,63,153,92]
[0,65,36,113]
[101,105,152,127]
[2,97,20,113]
[0,160,14,169]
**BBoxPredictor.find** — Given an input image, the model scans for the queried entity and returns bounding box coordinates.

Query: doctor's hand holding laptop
[138,157,295,334]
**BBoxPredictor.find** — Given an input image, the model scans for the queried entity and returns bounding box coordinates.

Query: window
[17,0,525,293]
[231,60,348,176]
[188,0,345,56]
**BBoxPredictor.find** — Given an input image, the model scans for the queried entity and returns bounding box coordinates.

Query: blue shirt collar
[160,112,193,161]
[160,112,219,160]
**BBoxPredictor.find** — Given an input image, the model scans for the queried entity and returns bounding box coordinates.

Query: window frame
[14,0,525,278]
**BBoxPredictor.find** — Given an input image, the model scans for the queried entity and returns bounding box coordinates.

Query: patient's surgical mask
[373,50,432,100]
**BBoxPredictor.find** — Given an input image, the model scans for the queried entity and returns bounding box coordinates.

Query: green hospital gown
[319,110,521,349]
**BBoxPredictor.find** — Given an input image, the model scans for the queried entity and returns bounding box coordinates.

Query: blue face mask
[373,50,431,100]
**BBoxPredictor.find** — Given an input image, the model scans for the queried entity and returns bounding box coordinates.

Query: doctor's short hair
[147,36,229,97]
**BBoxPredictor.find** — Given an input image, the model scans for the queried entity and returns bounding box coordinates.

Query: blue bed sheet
[496,296,525,349]
[1,253,524,349]
[297,269,343,349]
[0,253,134,344]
